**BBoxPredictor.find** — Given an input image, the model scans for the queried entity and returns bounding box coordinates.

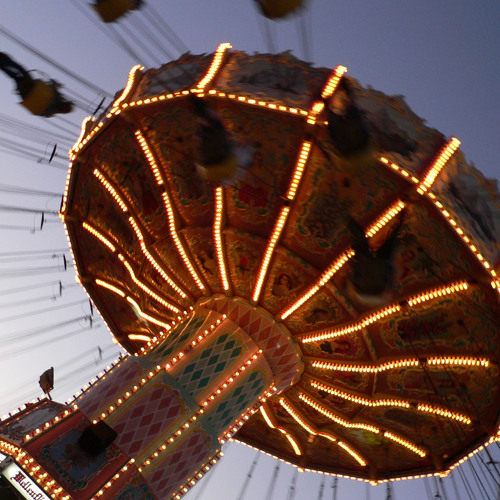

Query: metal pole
[332,477,338,500]
[236,451,260,500]
[265,463,281,500]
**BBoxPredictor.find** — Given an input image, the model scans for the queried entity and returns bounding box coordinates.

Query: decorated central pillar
[1,297,301,499]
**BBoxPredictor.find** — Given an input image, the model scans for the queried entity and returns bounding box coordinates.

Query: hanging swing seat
[255,0,305,19]
[20,79,56,116]
[195,153,240,184]
[92,0,134,23]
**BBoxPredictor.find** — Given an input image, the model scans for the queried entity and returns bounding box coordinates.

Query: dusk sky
[0,1,498,499]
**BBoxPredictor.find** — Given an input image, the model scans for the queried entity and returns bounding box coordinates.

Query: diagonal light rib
[161,191,205,291]
[214,187,230,291]
[280,201,405,320]
[299,392,426,457]
[300,280,469,343]
[310,356,489,373]
[417,138,460,194]
[308,379,472,425]
[259,404,302,456]
[196,43,232,90]
[307,65,348,125]
[279,396,368,466]
[252,139,313,303]
[93,168,189,298]
[95,278,172,331]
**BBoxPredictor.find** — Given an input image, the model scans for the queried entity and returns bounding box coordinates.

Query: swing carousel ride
[0,1,499,499]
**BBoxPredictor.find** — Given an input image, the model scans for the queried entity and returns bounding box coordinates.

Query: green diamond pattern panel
[173,332,244,399]
[147,313,205,364]
[206,369,267,435]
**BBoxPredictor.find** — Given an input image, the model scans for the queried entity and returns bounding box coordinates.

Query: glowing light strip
[365,201,406,238]
[407,281,469,306]
[72,119,106,155]
[83,222,117,252]
[60,160,74,217]
[135,130,164,185]
[307,65,347,125]
[260,405,277,428]
[283,432,302,456]
[281,203,408,320]
[321,66,348,100]
[161,192,205,291]
[301,304,400,343]
[112,64,143,110]
[140,350,263,470]
[214,187,230,291]
[126,297,175,331]
[310,379,472,425]
[300,393,426,458]
[416,404,471,424]
[311,356,489,373]
[95,278,125,297]
[338,442,367,466]
[91,459,135,499]
[286,141,312,200]
[124,90,188,109]
[417,138,461,194]
[88,170,190,300]
[127,298,173,329]
[299,393,380,433]
[427,192,498,287]
[128,334,152,342]
[260,403,302,456]
[128,216,188,298]
[281,251,354,320]
[252,206,290,302]
[383,431,426,457]
[427,356,489,367]
[310,380,410,408]
[207,89,308,116]
[279,397,367,465]
[119,254,180,313]
[302,281,468,343]
[252,139,312,303]
[70,116,94,156]
[447,434,500,474]
[379,156,419,184]
[197,42,232,90]
[93,169,128,212]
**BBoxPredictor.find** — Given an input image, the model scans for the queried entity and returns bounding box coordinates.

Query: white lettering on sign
[1,461,50,500]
